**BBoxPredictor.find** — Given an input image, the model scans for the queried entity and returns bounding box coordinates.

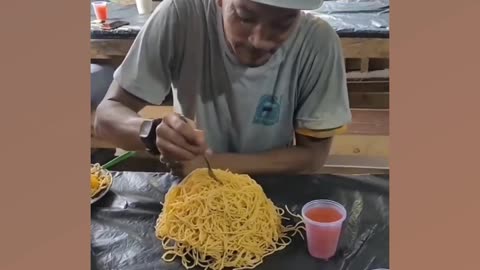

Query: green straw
[102,151,136,169]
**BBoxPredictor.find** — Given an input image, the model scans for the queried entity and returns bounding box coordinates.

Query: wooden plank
[91,39,134,59]
[347,80,389,92]
[341,38,389,59]
[347,109,389,135]
[320,155,389,174]
[345,58,389,72]
[347,69,389,80]
[347,76,389,82]
[320,166,389,175]
[348,92,389,109]
[360,58,370,73]
[330,135,388,157]
[346,58,389,73]
[91,38,389,60]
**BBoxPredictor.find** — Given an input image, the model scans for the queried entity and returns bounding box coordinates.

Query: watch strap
[141,118,162,155]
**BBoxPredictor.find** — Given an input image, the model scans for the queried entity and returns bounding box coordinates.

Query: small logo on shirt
[253,95,281,126]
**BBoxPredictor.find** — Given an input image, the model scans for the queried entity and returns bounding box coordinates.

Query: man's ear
[217,0,223,8]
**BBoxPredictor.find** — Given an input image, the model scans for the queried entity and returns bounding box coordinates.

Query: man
[94,0,351,176]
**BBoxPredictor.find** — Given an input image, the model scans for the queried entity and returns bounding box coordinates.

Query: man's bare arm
[180,134,332,175]
[94,81,207,159]
[94,80,149,151]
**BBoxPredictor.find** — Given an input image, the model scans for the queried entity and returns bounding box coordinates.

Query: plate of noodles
[90,163,113,204]
[155,168,305,270]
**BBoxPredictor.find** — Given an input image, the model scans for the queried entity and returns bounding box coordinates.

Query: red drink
[92,2,108,21]
[301,200,347,260]
[306,207,343,223]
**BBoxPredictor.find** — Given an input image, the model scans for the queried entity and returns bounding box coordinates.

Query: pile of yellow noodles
[155,168,304,270]
[90,163,112,198]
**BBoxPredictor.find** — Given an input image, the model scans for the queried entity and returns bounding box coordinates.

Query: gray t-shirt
[114,0,351,153]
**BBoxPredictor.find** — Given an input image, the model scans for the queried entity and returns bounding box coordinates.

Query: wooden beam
[91,39,133,59]
[341,38,389,59]
[320,166,389,175]
[360,58,370,73]
[347,80,389,92]
[347,109,389,135]
[330,135,388,157]
[91,37,389,60]
[320,155,389,174]
[348,92,389,109]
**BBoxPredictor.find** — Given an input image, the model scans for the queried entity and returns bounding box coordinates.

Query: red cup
[92,1,108,21]
[301,200,347,260]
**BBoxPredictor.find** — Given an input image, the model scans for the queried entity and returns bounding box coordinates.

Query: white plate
[91,165,114,204]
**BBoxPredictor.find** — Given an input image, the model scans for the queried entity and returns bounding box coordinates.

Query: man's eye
[273,22,291,31]
[235,11,254,24]
[239,17,254,24]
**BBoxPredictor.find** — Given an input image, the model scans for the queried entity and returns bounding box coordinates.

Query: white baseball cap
[250,0,324,10]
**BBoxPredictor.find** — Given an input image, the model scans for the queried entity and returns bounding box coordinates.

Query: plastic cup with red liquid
[301,199,347,260]
[92,1,108,22]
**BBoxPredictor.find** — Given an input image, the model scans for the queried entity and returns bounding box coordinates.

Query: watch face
[139,120,154,139]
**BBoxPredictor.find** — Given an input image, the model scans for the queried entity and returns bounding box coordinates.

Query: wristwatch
[139,118,163,156]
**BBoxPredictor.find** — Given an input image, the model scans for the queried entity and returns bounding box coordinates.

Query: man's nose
[248,24,276,51]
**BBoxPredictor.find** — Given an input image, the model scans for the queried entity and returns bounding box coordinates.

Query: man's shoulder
[293,12,340,54]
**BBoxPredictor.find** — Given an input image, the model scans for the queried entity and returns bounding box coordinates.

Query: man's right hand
[155,113,208,162]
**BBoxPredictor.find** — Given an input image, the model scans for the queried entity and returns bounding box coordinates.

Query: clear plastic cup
[92,1,108,21]
[301,199,347,260]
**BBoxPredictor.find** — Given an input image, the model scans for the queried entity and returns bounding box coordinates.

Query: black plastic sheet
[307,0,389,37]
[317,0,389,14]
[91,172,389,270]
[90,0,389,39]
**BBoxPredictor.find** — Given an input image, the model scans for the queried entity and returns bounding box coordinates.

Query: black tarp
[90,0,389,39]
[91,172,389,270]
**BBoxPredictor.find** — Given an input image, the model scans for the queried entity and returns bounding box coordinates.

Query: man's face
[218,0,300,67]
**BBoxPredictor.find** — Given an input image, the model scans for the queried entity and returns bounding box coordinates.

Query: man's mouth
[248,47,274,57]
[231,44,275,66]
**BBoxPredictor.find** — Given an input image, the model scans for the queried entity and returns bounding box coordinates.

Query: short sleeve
[113,0,184,105]
[295,21,352,132]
